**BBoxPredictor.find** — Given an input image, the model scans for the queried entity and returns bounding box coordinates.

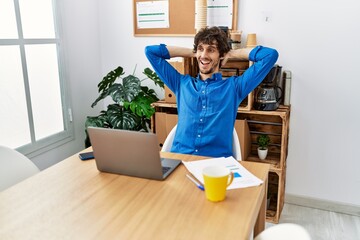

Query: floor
[265,204,360,240]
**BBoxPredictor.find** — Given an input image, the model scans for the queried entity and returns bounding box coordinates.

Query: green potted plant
[85,66,164,147]
[257,134,270,160]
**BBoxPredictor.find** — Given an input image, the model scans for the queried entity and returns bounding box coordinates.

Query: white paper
[136,1,169,29]
[182,157,263,189]
[207,0,233,28]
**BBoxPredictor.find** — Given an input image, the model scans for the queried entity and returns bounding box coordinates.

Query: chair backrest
[0,145,40,191]
[254,223,311,240]
[161,125,178,153]
[161,125,242,160]
[232,129,241,160]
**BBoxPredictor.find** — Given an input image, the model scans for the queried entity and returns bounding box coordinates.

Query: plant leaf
[124,92,155,119]
[122,75,141,101]
[98,66,124,93]
[108,83,125,105]
[91,89,110,108]
[108,74,141,105]
[91,66,124,107]
[85,113,109,128]
[106,104,141,130]
[141,86,159,103]
[143,67,164,88]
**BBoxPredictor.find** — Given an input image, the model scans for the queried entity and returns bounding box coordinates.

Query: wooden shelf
[266,210,277,223]
[246,153,282,172]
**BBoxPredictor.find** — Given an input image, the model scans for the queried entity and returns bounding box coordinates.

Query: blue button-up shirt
[145,44,278,158]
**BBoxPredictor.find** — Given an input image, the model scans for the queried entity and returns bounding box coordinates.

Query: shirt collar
[196,72,223,82]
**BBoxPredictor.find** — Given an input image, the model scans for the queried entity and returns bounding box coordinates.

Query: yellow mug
[202,166,234,202]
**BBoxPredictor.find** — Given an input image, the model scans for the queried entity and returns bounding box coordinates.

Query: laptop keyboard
[162,166,171,175]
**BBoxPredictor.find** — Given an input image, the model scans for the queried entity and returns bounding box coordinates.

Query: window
[0,0,73,156]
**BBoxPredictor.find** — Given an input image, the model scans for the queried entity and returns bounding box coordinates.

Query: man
[145,27,278,158]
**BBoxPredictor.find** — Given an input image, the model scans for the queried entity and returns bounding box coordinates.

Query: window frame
[0,0,73,158]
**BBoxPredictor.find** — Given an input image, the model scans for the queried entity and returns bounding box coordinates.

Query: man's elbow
[270,49,279,63]
[144,45,152,57]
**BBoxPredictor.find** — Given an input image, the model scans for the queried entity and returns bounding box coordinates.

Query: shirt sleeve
[235,46,279,100]
[144,44,182,94]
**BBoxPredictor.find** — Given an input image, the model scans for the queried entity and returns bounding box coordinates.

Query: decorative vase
[257,147,268,160]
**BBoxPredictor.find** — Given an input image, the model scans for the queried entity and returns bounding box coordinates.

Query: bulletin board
[133,0,238,37]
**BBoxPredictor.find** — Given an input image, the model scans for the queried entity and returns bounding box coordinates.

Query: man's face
[196,42,221,79]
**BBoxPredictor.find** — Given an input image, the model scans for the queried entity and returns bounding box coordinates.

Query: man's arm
[166,46,196,58]
[231,46,279,100]
[145,44,190,94]
[221,48,253,66]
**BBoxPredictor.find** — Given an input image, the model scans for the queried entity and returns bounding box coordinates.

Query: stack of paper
[182,157,263,189]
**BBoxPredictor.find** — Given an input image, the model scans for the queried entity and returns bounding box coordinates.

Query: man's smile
[200,59,211,67]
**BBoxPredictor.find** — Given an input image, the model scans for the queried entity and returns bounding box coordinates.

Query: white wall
[31,0,360,207]
[237,0,360,206]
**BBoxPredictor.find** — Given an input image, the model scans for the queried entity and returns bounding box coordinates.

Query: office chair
[0,145,40,191]
[161,125,242,160]
[254,223,311,240]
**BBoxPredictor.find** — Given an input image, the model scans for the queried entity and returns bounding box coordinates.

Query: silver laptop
[87,127,181,180]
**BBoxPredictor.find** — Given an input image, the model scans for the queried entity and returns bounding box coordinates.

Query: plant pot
[257,147,268,160]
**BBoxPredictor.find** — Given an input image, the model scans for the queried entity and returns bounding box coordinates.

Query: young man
[145,27,278,158]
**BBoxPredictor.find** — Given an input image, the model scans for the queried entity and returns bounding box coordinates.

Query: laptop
[87,127,181,180]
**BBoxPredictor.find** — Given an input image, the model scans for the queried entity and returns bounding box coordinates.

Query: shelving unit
[150,101,290,223]
[237,105,290,223]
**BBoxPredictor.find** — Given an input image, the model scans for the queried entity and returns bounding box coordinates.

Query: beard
[198,58,220,75]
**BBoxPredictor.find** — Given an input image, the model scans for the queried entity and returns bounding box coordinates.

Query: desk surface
[0,150,269,240]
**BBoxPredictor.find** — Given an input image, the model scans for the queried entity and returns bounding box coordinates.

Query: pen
[186,174,205,191]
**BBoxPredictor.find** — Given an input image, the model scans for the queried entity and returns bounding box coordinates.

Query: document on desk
[182,157,263,189]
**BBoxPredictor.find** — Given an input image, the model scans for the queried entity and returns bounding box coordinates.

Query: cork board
[133,0,238,37]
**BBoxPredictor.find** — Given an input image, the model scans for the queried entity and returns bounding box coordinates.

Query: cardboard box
[155,112,167,149]
[234,119,251,161]
[155,113,178,149]
[165,114,178,134]
[165,86,176,103]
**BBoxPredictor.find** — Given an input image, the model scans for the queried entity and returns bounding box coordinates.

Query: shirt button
[200,119,203,122]
[202,90,205,94]
[195,149,198,152]
[197,135,201,138]
[202,106,205,109]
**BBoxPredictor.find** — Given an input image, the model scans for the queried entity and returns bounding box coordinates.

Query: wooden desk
[0,150,269,240]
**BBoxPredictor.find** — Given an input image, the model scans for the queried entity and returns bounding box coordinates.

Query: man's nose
[201,50,208,58]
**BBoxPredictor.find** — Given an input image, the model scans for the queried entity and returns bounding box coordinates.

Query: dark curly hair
[193,27,230,57]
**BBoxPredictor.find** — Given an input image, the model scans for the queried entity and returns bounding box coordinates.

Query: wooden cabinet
[150,102,290,223]
[236,105,290,223]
